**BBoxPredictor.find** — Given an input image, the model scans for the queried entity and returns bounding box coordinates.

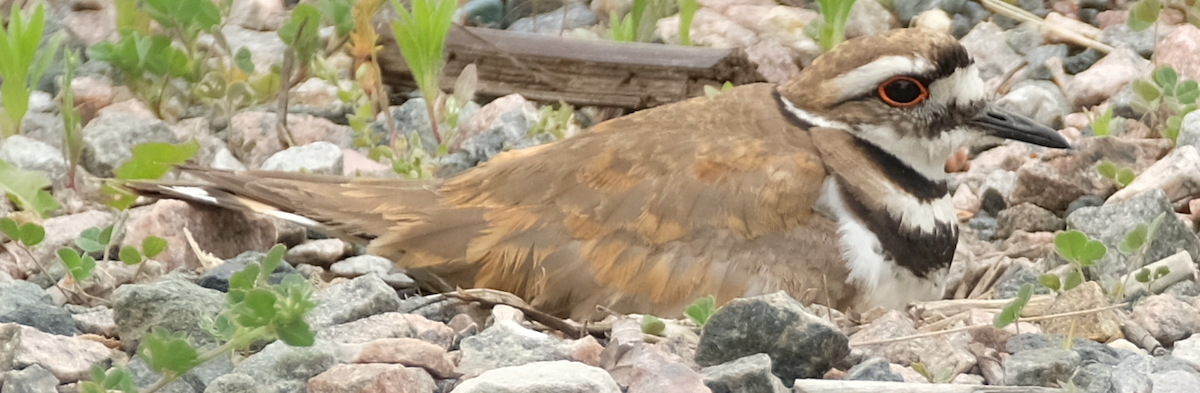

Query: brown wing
[376,83,838,318]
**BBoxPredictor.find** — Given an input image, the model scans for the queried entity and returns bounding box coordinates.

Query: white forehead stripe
[928,64,986,107]
[834,56,935,101]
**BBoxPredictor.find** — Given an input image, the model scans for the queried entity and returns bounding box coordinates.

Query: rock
[1150,369,1200,393]
[994,266,1051,299]
[67,305,118,338]
[228,0,288,31]
[1,363,59,393]
[1065,47,1151,108]
[850,310,975,376]
[995,202,1064,240]
[695,292,848,384]
[1003,348,1081,386]
[1157,24,1200,82]
[219,26,288,80]
[227,111,352,168]
[259,141,345,175]
[0,280,79,336]
[845,357,904,382]
[959,22,1022,81]
[283,239,350,268]
[329,255,415,288]
[111,277,226,350]
[307,364,436,393]
[355,338,457,379]
[1041,12,1100,44]
[1174,335,1200,371]
[0,135,66,184]
[912,9,952,34]
[699,353,788,393]
[1097,23,1156,58]
[1181,111,1200,153]
[655,9,756,48]
[1023,44,1068,81]
[457,320,573,378]
[127,347,234,393]
[317,312,455,349]
[80,100,178,177]
[844,0,895,39]
[1006,333,1051,354]
[1108,145,1200,206]
[376,98,479,157]
[1072,362,1114,393]
[440,94,541,176]
[967,212,997,241]
[1004,22,1043,55]
[1072,338,1129,367]
[1129,294,1200,346]
[288,78,351,124]
[1010,137,1171,213]
[194,251,299,293]
[1066,189,1200,285]
[506,2,597,34]
[451,360,621,393]
[1064,48,1103,75]
[203,373,261,393]
[996,80,1070,129]
[309,274,402,331]
[1038,281,1123,342]
[606,343,709,393]
[231,339,358,393]
[952,183,981,213]
[122,200,278,272]
[1111,354,1153,393]
[0,323,111,383]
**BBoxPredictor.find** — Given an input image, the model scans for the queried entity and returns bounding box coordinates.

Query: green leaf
[817,0,856,51]
[76,227,107,253]
[274,317,315,346]
[1120,224,1148,254]
[1135,268,1151,283]
[279,4,322,67]
[1154,66,1179,90]
[229,265,259,291]
[1038,273,1061,292]
[677,0,698,46]
[104,139,200,210]
[138,327,199,376]
[17,222,44,247]
[142,236,168,259]
[1178,80,1200,104]
[1064,269,1084,291]
[1091,106,1114,137]
[994,283,1033,328]
[234,47,255,74]
[641,314,666,336]
[684,295,717,327]
[1154,266,1171,279]
[118,246,143,265]
[1128,0,1161,32]
[1055,230,1106,266]
[1133,79,1162,102]
[1097,161,1117,179]
[0,159,60,217]
[0,218,18,240]
[58,248,95,282]
[236,289,277,327]
[259,244,286,285]
[1116,168,1136,187]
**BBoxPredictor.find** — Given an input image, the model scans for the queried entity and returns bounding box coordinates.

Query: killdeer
[131,29,1069,319]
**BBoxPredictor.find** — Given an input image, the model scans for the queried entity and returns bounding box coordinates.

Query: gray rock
[80,109,178,177]
[259,141,344,175]
[1109,82,1144,120]
[451,360,621,393]
[1005,22,1044,55]
[1071,338,1128,366]
[844,0,896,38]
[1179,110,1200,154]
[457,321,573,377]
[1066,189,1200,286]
[128,350,235,393]
[111,277,226,350]
[1174,335,1200,371]
[959,22,1022,81]
[1,363,59,393]
[1164,280,1200,298]
[507,2,596,34]
[0,280,80,336]
[0,135,66,184]
[231,338,356,393]
[1003,348,1081,386]
[329,255,416,289]
[893,0,944,25]
[700,353,789,393]
[315,312,456,348]
[995,202,1065,239]
[1006,333,1051,354]
[980,187,1008,217]
[1072,362,1114,393]
[308,273,402,331]
[997,80,1071,129]
[994,266,1052,299]
[695,291,849,384]
[1150,370,1200,393]
[438,94,541,177]
[1065,48,1103,75]
[1111,355,1152,393]
[377,98,480,154]
[202,373,261,393]
[194,251,299,293]
[1024,44,1069,80]
[1065,195,1105,218]
[845,357,904,382]
[967,212,997,241]
[1098,23,1156,59]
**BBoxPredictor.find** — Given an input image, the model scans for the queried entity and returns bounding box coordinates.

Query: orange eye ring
[878,76,929,108]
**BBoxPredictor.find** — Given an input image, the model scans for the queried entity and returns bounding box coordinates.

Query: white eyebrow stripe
[833,55,935,101]
[927,64,986,107]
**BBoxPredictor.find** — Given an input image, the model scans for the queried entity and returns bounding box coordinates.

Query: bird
[129,28,1070,321]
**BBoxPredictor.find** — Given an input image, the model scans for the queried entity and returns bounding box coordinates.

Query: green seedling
[389,0,457,145]
[101,140,200,210]
[678,0,699,46]
[704,81,735,97]
[1128,0,1162,31]
[1090,106,1115,137]
[1050,230,1107,292]
[0,217,45,248]
[0,3,62,138]
[641,314,666,336]
[0,159,59,217]
[816,0,857,51]
[912,361,956,384]
[61,48,84,189]
[994,282,1033,329]
[1097,160,1135,188]
[1131,66,1198,144]
[685,295,717,327]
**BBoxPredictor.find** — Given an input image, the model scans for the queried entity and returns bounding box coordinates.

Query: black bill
[970,108,1071,149]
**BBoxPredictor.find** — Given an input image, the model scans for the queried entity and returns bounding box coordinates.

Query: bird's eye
[878,76,928,108]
